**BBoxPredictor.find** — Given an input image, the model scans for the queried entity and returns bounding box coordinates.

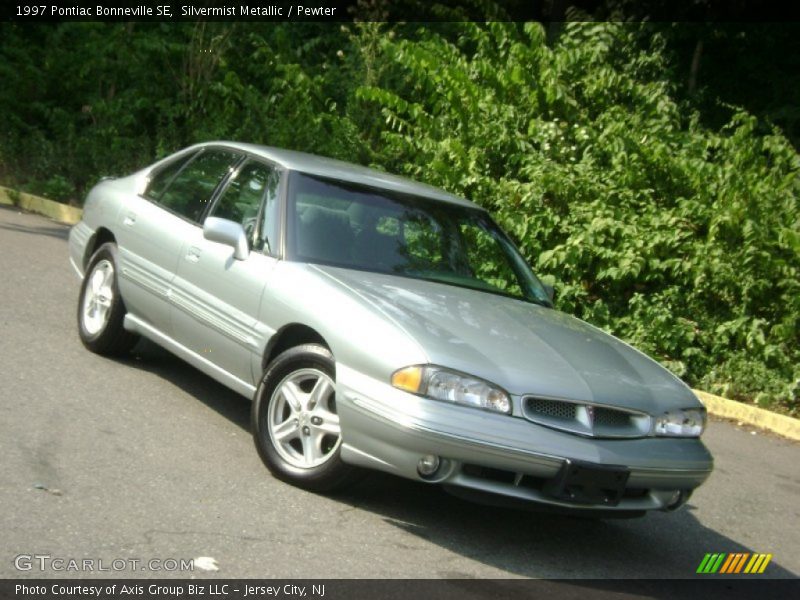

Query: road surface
[0,205,797,579]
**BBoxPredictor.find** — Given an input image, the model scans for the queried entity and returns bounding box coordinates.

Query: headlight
[391,365,512,414]
[652,408,706,437]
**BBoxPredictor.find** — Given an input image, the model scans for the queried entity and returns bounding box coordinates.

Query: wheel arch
[84,227,117,268]
[262,323,332,371]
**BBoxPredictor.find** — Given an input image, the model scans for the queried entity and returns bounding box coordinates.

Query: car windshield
[286,172,552,306]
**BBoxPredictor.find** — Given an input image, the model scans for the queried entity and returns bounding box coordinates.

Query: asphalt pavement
[0,204,798,579]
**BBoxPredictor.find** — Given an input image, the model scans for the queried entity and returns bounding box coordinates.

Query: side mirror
[203,217,249,261]
[543,284,555,304]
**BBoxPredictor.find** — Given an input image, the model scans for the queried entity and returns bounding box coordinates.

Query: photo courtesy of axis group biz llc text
[14,583,327,597]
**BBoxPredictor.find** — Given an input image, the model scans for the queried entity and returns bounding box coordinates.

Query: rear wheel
[252,344,356,492]
[77,243,138,356]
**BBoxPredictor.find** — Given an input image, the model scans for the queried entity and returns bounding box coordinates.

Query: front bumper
[68,220,93,278]
[336,366,713,512]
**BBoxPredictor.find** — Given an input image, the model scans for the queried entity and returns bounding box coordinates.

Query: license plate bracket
[544,461,630,506]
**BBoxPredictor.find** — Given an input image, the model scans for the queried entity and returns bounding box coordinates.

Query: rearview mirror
[203,217,249,261]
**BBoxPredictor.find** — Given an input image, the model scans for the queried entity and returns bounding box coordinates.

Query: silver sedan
[69,142,713,517]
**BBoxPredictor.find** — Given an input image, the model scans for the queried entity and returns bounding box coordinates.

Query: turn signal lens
[391,366,423,393]
[653,408,707,437]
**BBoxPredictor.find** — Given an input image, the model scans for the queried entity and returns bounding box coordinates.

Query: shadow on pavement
[122,338,796,580]
[0,205,69,240]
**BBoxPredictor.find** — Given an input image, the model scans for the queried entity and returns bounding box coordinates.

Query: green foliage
[7,189,22,207]
[700,352,799,413]
[354,22,799,414]
[0,20,797,413]
[33,175,75,203]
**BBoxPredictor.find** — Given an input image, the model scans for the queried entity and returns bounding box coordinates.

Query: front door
[170,159,283,388]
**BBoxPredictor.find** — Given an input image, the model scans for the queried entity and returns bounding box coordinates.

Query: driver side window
[210,160,279,253]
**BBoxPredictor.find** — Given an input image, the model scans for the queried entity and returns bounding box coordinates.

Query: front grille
[526,398,577,421]
[594,407,633,427]
[522,397,650,438]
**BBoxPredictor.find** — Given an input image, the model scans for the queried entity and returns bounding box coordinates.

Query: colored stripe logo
[696,553,772,574]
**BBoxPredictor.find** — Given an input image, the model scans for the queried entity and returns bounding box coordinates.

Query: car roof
[194,141,480,210]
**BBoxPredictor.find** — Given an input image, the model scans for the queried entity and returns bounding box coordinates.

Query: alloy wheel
[82,259,115,335]
[267,368,341,469]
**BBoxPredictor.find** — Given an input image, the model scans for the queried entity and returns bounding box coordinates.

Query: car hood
[312,265,699,414]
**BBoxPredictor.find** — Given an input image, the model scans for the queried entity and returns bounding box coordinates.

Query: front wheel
[252,344,356,492]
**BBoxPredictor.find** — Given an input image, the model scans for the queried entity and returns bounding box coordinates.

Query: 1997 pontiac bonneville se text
[69,142,712,517]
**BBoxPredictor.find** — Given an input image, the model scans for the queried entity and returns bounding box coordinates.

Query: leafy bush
[700,352,799,413]
[31,175,76,203]
[354,22,799,413]
[0,20,797,413]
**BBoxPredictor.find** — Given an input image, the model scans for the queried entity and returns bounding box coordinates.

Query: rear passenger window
[144,151,197,202]
[157,149,240,222]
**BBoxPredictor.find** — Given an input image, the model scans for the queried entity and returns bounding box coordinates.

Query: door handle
[185,246,202,263]
[123,212,137,226]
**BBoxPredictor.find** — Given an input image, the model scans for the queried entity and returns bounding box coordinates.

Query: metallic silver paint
[69,142,713,513]
[202,217,250,261]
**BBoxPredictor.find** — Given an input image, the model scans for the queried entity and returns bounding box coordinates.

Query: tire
[77,242,138,356]
[252,343,356,492]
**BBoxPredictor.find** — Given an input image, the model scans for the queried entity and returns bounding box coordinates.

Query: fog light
[417,454,440,478]
[665,490,689,511]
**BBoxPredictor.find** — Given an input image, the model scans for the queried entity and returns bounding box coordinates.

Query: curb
[694,389,800,442]
[0,186,82,225]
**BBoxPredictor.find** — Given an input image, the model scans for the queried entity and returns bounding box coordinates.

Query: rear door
[115,147,242,335]
[170,158,283,387]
